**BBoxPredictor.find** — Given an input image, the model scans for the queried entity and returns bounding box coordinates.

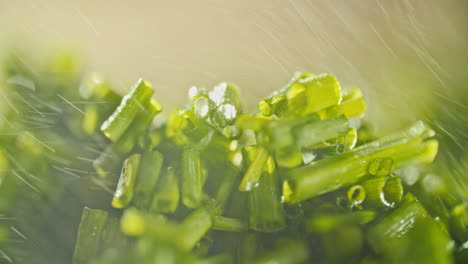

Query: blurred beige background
[1,0,467,132]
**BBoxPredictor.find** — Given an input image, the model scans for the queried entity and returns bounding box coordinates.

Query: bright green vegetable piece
[239,146,269,191]
[73,208,108,264]
[133,150,164,209]
[283,121,438,204]
[79,72,112,99]
[361,173,404,208]
[180,207,213,251]
[318,87,366,119]
[182,148,204,208]
[151,167,180,214]
[307,210,376,233]
[248,170,286,232]
[112,153,141,208]
[347,185,366,207]
[101,79,154,142]
[213,216,248,232]
[368,157,394,176]
[251,240,308,264]
[286,73,342,117]
[368,193,453,264]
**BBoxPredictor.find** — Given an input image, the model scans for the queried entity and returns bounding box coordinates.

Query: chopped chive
[287,73,342,117]
[239,146,269,191]
[307,210,376,233]
[367,157,394,176]
[112,153,141,208]
[213,216,248,232]
[101,79,154,142]
[180,207,213,251]
[182,148,204,208]
[100,216,128,251]
[283,121,438,204]
[318,87,366,119]
[292,115,349,148]
[361,174,404,208]
[72,208,108,264]
[214,165,240,210]
[133,150,164,209]
[151,167,180,214]
[79,72,111,99]
[113,100,159,155]
[82,104,98,135]
[367,193,428,254]
[347,185,366,207]
[251,240,308,264]
[248,171,286,232]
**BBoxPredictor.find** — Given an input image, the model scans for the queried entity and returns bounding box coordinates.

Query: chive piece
[82,104,98,135]
[182,148,204,208]
[239,146,269,191]
[347,185,366,207]
[214,165,240,210]
[248,171,286,232]
[307,210,376,233]
[324,226,364,262]
[213,216,248,232]
[251,240,308,264]
[361,173,404,208]
[283,121,438,204]
[79,72,111,99]
[151,167,180,214]
[112,154,141,208]
[367,193,428,254]
[101,79,154,142]
[275,144,303,168]
[367,157,393,176]
[292,115,349,148]
[100,216,128,251]
[369,195,453,263]
[72,208,108,264]
[93,145,122,180]
[287,73,342,117]
[180,207,213,251]
[318,87,366,119]
[133,150,164,209]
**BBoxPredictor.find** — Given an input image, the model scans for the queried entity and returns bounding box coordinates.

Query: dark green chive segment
[133,150,164,209]
[181,147,204,208]
[112,153,141,208]
[72,208,108,264]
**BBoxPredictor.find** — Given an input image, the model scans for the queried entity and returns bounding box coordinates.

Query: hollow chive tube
[151,167,180,214]
[113,100,159,155]
[286,73,342,117]
[99,216,128,251]
[133,150,164,209]
[82,104,98,135]
[182,147,204,208]
[112,153,141,208]
[361,173,404,208]
[72,208,108,264]
[101,79,154,142]
[239,146,269,191]
[248,170,286,232]
[251,240,309,264]
[318,87,366,120]
[347,185,366,207]
[367,193,430,255]
[283,121,438,204]
[292,115,349,149]
[180,207,213,251]
[213,216,248,232]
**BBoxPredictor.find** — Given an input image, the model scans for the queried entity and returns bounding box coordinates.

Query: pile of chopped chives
[0,51,466,264]
[71,72,466,264]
